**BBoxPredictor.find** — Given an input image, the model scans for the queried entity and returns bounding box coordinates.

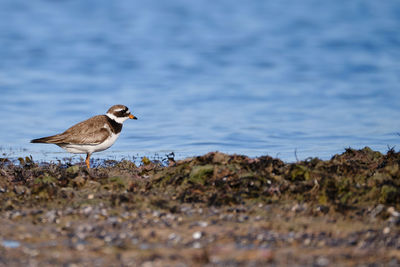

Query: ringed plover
[31,104,137,169]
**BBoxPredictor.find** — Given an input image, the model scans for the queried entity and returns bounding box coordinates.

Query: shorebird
[31,104,137,169]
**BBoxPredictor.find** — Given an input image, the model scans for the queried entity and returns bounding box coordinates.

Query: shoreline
[0,147,399,266]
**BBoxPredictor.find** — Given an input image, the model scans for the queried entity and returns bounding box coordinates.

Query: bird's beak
[129,114,137,120]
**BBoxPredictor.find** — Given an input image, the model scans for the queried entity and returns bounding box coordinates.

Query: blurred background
[0,0,399,162]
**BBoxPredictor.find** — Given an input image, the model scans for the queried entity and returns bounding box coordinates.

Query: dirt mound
[1,148,399,266]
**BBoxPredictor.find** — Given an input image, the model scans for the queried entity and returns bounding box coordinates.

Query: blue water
[0,0,399,162]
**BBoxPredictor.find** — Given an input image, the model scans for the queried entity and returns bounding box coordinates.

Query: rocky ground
[0,147,400,266]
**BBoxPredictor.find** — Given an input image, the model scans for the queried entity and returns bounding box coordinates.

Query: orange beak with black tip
[129,114,138,120]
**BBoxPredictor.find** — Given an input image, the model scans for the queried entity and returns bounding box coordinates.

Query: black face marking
[114,109,130,118]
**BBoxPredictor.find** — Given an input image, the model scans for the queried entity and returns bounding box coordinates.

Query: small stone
[256,234,264,240]
[152,210,160,217]
[316,256,329,266]
[87,194,94,200]
[101,209,108,216]
[193,231,202,239]
[371,204,384,218]
[104,235,112,243]
[76,231,86,240]
[198,221,208,227]
[10,211,22,220]
[75,243,85,251]
[22,247,39,256]
[82,206,93,215]
[168,233,180,241]
[291,203,305,212]
[387,207,400,217]
[14,185,29,195]
[193,242,202,249]
[383,227,391,234]
[45,210,57,223]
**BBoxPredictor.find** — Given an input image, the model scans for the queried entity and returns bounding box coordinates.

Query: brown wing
[31,115,110,145]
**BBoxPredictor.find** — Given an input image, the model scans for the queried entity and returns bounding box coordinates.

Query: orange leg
[85,153,91,169]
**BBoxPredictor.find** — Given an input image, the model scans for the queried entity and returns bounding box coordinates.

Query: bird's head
[106,105,137,124]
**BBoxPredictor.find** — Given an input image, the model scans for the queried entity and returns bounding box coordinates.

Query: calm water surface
[0,0,399,162]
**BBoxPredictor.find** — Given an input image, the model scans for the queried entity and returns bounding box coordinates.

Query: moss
[115,160,137,169]
[66,165,80,174]
[339,192,353,205]
[141,156,151,165]
[34,175,57,185]
[384,163,399,176]
[188,165,214,185]
[290,165,311,181]
[318,194,328,205]
[71,175,86,187]
[152,162,191,187]
[2,147,400,213]
[322,178,338,202]
[106,176,128,190]
[379,185,398,204]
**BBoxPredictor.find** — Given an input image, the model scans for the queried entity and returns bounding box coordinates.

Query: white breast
[60,132,121,154]
[91,132,121,153]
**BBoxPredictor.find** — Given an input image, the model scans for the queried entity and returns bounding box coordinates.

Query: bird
[31,104,137,169]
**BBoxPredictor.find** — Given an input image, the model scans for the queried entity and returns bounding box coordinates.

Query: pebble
[82,206,93,215]
[14,185,28,195]
[152,210,160,217]
[192,231,202,239]
[75,243,85,251]
[168,233,178,240]
[100,209,108,216]
[104,235,113,243]
[316,256,329,266]
[192,242,202,249]
[383,227,391,235]
[45,210,57,223]
[387,207,400,217]
[371,204,385,218]
[10,211,22,220]
[198,221,208,227]
[291,203,306,212]
[23,247,39,257]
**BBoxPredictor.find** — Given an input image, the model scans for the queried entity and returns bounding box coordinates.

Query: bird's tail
[31,135,64,144]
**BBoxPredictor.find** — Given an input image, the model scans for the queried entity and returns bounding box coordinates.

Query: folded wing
[30,115,110,145]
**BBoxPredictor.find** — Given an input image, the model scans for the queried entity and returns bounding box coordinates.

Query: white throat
[106,113,129,124]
